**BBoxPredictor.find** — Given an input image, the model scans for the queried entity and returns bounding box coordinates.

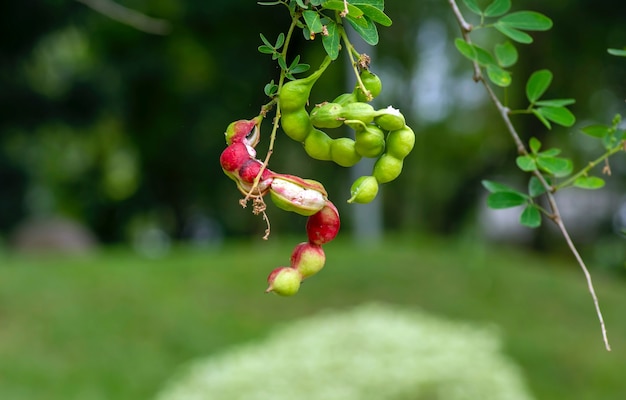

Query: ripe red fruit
[220,143,251,172]
[306,201,340,245]
[238,159,273,184]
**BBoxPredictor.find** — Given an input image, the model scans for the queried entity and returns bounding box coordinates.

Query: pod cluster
[279,67,416,204]
[220,118,340,296]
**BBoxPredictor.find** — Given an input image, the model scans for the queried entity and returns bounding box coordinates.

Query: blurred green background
[1,0,626,398]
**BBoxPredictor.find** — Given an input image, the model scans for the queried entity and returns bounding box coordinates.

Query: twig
[76,0,171,35]
[448,0,611,351]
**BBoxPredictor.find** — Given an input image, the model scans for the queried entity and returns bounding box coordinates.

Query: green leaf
[344,0,383,10]
[462,0,482,15]
[494,24,533,44]
[498,11,553,31]
[526,69,552,103]
[275,33,285,49]
[289,63,310,74]
[486,64,512,87]
[516,155,537,171]
[534,98,575,107]
[529,137,541,153]
[481,180,519,193]
[346,15,379,45]
[494,41,518,67]
[484,0,511,17]
[536,156,573,177]
[520,204,542,228]
[295,0,308,9]
[531,109,551,129]
[357,4,392,26]
[322,1,364,17]
[574,176,605,190]
[528,176,547,197]
[538,148,561,157]
[473,44,496,66]
[487,192,528,209]
[581,124,610,138]
[608,48,626,57]
[535,106,576,127]
[303,10,324,33]
[455,38,477,62]
[321,20,341,59]
[259,33,273,47]
[258,45,274,55]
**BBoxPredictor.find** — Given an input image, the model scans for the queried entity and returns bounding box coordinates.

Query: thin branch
[448,0,611,351]
[76,0,171,35]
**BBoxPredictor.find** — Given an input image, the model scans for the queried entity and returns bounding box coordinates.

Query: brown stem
[448,0,611,351]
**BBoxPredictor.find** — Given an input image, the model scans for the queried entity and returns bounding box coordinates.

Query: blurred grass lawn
[0,234,625,400]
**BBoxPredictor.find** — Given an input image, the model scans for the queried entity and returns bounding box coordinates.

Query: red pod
[220,142,252,173]
[225,118,260,146]
[306,201,340,245]
[238,159,273,184]
[290,241,326,279]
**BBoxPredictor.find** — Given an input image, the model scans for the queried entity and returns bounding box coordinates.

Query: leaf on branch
[346,0,384,11]
[534,98,575,107]
[529,137,541,153]
[322,20,341,60]
[536,156,573,177]
[484,0,511,17]
[303,10,324,33]
[581,124,610,139]
[520,204,542,228]
[346,15,379,45]
[498,11,553,31]
[487,191,528,209]
[535,106,576,127]
[462,0,483,15]
[357,4,392,26]
[323,1,364,17]
[531,109,551,129]
[481,180,519,194]
[526,69,552,103]
[495,41,518,67]
[494,24,533,44]
[574,176,606,190]
[607,48,626,57]
[487,64,512,87]
[516,155,537,172]
[455,38,477,62]
[528,175,548,197]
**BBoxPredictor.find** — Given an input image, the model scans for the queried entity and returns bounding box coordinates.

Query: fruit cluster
[220,57,414,296]
[279,57,416,204]
[220,117,340,296]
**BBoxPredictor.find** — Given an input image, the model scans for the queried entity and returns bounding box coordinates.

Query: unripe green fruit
[279,59,330,113]
[348,175,379,204]
[310,102,344,129]
[355,70,383,102]
[374,107,406,131]
[303,129,333,161]
[355,124,386,158]
[373,153,404,183]
[330,138,362,167]
[266,267,302,296]
[386,126,415,159]
[332,92,357,106]
[281,109,313,142]
[340,102,376,124]
[290,242,326,279]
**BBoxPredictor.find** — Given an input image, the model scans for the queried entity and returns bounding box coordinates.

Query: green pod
[348,175,379,204]
[330,137,362,167]
[303,129,333,161]
[281,109,313,142]
[332,92,357,106]
[310,102,344,129]
[279,57,331,113]
[355,70,383,102]
[373,153,404,183]
[340,102,377,124]
[350,122,386,158]
[374,107,406,131]
[386,125,415,159]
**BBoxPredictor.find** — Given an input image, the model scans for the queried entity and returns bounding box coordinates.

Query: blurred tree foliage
[0,0,625,244]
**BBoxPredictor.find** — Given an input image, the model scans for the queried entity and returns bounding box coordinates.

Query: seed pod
[269,176,327,216]
[340,102,377,124]
[219,142,252,173]
[348,175,379,204]
[332,92,357,106]
[306,201,340,245]
[281,109,313,142]
[330,137,362,167]
[238,159,273,185]
[355,69,383,102]
[303,129,333,161]
[310,102,344,129]
[266,267,302,296]
[386,126,415,159]
[290,242,326,279]
[373,153,404,184]
[279,57,331,113]
[374,107,406,131]
[224,118,261,146]
[354,123,386,158]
